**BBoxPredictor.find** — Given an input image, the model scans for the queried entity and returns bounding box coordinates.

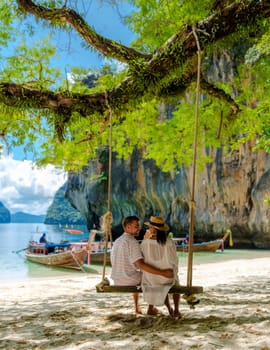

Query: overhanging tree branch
[201,79,240,115]
[2,1,269,122]
[0,82,106,117]
[16,0,151,63]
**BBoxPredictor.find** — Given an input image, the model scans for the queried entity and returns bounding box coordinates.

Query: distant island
[0,184,86,225]
[0,202,46,223]
[0,201,11,223]
[11,212,46,223]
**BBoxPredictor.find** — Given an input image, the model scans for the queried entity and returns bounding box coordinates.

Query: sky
[0,156,66,215]
[0,1,135,215]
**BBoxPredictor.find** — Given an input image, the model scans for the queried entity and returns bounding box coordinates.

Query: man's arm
[135,259,173,278]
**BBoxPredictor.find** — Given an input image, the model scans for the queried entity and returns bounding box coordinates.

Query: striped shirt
[110,233,143,285]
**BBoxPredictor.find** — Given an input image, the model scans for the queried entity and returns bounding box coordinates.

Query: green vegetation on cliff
[45,184,86,225]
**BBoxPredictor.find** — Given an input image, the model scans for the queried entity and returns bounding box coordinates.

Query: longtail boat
[174,230,231,253]
[70,230,112,266]
[25,241,88,270]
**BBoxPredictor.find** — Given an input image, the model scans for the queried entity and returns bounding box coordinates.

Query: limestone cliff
[45,184,86,226]
[65,145,270,248]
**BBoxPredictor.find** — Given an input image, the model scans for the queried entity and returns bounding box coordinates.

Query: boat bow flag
[228,229,234,247]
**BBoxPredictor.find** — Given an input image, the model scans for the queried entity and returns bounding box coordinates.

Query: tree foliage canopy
[0,0,270,171]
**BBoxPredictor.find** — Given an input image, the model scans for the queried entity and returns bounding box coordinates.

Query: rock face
[190,143,270,248]
[65,145,270,248]
[0,201,11,223]
[44,184,86,226]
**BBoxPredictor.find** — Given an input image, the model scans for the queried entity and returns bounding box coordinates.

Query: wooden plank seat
[96,284,203,307]
[96,285,203,294]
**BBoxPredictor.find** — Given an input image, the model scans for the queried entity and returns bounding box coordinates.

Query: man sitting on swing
[110,215,174,314]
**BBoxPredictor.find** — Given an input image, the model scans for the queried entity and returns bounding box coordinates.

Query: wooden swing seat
[96,285,203,294]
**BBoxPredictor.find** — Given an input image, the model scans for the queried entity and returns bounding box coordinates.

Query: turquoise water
[1,223,270,282]
[0,223,96,282]
[177,247,270,267]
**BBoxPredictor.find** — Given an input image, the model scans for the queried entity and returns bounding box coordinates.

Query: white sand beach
[1,256,270,350]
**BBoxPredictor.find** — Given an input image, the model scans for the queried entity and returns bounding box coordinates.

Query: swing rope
[96,92,113,289]
[96,28,204,304]
[186,26,201,296]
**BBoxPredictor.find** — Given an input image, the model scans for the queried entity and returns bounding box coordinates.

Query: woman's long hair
[156,229,167,245]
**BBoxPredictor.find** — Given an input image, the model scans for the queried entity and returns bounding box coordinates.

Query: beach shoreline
[1,257,270,349]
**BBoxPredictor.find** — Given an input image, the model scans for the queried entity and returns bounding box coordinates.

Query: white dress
[140,238,179,306]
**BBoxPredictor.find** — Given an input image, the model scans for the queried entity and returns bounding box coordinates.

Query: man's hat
[144,216,169,231]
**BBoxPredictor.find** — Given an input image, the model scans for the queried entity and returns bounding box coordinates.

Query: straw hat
[144,216,169,231]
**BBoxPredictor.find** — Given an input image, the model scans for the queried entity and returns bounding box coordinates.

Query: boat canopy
[45,242,71,248]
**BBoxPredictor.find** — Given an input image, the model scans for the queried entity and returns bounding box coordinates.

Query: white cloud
[0,156,66,215]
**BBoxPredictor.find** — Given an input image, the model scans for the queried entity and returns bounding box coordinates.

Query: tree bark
[0,1,269,121]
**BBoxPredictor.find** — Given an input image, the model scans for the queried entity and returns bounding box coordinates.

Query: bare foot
[135,309,143,315]
[147,307,163,316]
[167,307,174,317]
[174,310,182,319]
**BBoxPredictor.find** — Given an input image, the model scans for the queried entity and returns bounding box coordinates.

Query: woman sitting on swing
[141,216,181,318]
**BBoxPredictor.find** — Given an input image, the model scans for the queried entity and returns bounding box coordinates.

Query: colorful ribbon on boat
[228,229,234,247]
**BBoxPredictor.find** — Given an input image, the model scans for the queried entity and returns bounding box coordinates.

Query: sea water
[0,223,92,282]
[0,223,270,283]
